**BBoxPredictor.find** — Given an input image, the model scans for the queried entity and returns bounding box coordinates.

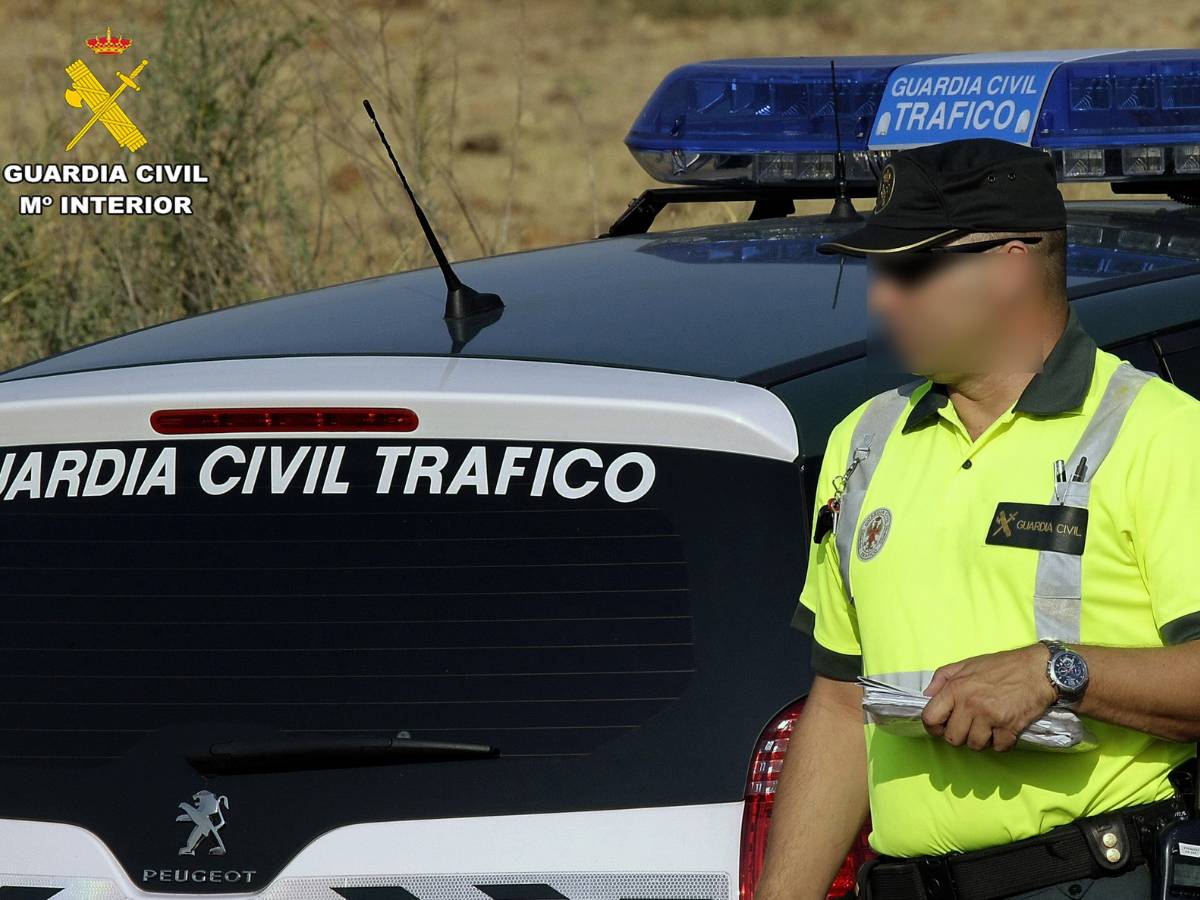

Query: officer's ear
[1000,240,1033,256]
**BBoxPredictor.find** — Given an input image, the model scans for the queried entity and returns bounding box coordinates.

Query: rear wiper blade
[188,736,499,775]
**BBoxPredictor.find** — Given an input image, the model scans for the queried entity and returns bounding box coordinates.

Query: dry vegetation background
[0,0,1192,369]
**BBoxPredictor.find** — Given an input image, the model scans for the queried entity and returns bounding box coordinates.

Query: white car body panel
[0,356,798,462]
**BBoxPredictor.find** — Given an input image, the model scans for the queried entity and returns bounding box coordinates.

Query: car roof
[4,201,1200,387]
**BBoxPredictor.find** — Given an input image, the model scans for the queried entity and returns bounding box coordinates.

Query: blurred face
[866,240,1044,381]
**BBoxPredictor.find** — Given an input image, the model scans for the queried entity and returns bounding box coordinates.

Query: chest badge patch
[986,501,1088,555]
[857,507,892,561]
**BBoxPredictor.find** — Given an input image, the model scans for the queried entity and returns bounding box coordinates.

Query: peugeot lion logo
[176,790,230,856]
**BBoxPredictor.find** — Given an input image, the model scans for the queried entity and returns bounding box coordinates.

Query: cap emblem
[875,164,896,213]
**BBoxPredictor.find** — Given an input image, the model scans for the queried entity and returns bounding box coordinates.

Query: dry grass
[2,0,1196,369]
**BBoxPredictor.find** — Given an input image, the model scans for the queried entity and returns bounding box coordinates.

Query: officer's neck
[944,372,1036,441]
[942,306,1069,442]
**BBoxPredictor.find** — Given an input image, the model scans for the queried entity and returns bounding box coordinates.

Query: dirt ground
[1,0,1195,366]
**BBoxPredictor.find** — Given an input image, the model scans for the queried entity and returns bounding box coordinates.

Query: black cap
[818,138,1066,256]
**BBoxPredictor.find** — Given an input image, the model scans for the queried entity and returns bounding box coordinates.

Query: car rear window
[2,499,693,764]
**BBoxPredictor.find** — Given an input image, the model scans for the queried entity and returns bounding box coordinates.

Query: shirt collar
[902,307,1097,433]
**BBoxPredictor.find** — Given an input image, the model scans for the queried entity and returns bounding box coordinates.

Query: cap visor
[817,224,963,257]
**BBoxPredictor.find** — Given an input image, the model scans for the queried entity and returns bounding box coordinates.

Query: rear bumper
[0,803,741,900]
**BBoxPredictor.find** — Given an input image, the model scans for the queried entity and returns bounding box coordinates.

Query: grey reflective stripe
[1034,363,1155,641]
[834,387,913,600]
[1067,363,1155,482]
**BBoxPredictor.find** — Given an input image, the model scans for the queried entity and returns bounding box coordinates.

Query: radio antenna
[825,61,863,223]
[363,99,504,321]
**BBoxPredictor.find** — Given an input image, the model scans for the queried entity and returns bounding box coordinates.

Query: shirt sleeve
[1129,395,1200,644]
[792,414,864,681]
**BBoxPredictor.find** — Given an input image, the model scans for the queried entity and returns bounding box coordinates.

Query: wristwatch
[1041,640,1090,706]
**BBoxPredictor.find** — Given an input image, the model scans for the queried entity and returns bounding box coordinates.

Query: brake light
[150,407,419,435]
[739,698,876,900]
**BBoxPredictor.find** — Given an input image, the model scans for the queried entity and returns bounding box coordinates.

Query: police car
[1,47,1200,900]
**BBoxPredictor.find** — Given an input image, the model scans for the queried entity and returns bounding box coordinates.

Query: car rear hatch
[0,355,810,897]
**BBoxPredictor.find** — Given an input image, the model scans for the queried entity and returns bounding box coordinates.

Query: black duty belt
[859,796,1188,900]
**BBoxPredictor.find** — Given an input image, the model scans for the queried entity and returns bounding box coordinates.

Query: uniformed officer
[755,139,1200,900]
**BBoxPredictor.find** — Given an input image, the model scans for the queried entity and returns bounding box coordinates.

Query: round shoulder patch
[857,507,892,561]
[875,164,895,213]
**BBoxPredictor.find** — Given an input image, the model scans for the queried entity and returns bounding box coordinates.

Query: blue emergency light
[625,50,1200,187]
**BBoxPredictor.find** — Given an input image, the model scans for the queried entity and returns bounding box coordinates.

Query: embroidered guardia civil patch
[986,502,1088,555]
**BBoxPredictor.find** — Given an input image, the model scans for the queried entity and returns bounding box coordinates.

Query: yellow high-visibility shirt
[794,310,1200,857]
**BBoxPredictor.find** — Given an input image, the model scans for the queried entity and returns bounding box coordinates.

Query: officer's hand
[921,644,1057,751]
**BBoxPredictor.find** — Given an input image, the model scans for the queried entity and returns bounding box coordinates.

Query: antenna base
[445,283,505,321]
[824,195,863,223]
[445,304,504,354]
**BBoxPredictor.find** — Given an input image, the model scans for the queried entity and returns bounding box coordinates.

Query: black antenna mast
[363,99,504,322]
[825,61,863,223]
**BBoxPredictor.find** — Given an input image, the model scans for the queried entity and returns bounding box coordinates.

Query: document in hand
[858,677,1098,752]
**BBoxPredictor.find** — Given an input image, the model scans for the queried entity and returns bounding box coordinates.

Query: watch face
[1051,651,1089,691]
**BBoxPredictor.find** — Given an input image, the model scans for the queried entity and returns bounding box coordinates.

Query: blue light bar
[625,56,933,185]
[1036,50,1200,149]
[627,50,1200,189]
